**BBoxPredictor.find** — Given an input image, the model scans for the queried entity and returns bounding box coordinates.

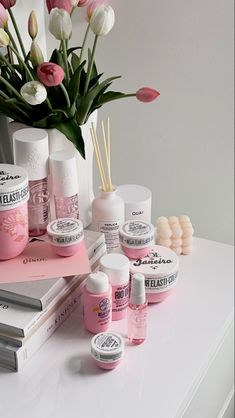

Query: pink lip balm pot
[47,218,84,257]
[90,332,125,370]
[119,220,155,259]
[0,164,29,260]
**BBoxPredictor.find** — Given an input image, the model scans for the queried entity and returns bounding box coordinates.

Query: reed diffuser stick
[101,120,112,191]
[91,119,113,192]
[90,126,106,191]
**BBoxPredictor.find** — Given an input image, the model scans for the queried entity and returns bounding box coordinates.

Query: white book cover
[0,230,105,310]
[0,242,106,342]
[0,281,84,371]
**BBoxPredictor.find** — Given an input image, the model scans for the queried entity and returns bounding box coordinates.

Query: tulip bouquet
[0,0,160,158]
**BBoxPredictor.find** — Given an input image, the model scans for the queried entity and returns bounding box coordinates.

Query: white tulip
[20,81,47,105]
[49,8,72,40]
[0,28,9,47]
[70,0,79,5]
[90,5,115,36]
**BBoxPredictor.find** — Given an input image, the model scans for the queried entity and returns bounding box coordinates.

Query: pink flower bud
[86,0,103,20]
[37,62,65,87]
[46,0,73,14]
[0,3,8,28]
[28,10,38,40]
[0,0,16,9]
[78,0,90,7]
[136,87,160,103]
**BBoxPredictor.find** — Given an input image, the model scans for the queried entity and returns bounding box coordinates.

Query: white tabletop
[0,238,234,418]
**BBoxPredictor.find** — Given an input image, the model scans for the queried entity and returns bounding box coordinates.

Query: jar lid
[91,332,125,363]
[99,253,130,285]
[13,128,49,181]
[47,218,84,247]
[119,220,155,248]
[50,149,78,197]
[0,164,29,211]
[129,245,179,294]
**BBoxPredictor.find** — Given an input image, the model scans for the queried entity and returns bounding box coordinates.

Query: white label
[92,333,123,362]
[130,271,178,294]
[98,221,121,251]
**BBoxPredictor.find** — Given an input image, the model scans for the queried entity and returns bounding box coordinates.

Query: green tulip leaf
[68,60,86,102]
[56,119,85,159]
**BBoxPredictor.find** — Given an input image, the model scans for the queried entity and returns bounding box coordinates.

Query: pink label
[112,283,129,313]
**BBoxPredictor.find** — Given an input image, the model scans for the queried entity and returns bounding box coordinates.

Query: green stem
[84,34,98,95]
[8,8,26,59]
[60,82,71,109]
[0,52,20,76]
[5,26,19,55]
[0,90,9,99]
[62,40,69,85]
[9,45,34,81]
[0,74,28,103]
[79,23,90,65]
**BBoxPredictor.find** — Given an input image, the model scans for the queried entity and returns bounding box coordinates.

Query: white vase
[8,110,97,228]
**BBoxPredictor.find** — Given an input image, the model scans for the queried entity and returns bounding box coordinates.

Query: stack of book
[0,230,106,371]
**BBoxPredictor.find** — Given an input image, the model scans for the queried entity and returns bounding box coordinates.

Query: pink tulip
[86,0,103,20]
[78,0,90,7]
[0,0,16,8]
[0,3,8,28]
[136,87,160,103]
[37,62,65,87]
[46,0,73,14]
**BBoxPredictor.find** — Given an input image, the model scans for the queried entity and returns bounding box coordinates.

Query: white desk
[0,238,234,418]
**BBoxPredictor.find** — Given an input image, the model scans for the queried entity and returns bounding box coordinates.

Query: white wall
[11,0,235,244]
[92,0,234,245]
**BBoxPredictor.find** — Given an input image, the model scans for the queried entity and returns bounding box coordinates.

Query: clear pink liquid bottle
[128,273,148,345]
[13,128,49,237]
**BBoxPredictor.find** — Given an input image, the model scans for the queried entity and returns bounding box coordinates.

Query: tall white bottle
[91,187,124,253]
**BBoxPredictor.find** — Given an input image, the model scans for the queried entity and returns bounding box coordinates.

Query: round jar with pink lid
[0,164,29,260]
[46,218,84,257]
[129,245,179,303]
[90,332,125,370]
[119,220,155,259]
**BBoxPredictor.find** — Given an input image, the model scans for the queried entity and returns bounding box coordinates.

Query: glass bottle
[128,273,148,344]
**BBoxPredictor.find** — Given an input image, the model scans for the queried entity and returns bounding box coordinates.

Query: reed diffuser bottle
[91,120,124,253]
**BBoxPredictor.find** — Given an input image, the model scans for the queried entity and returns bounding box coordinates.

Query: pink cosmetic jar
[129,245,179,303]
[0,164,29,260]
[119,220,155,259]
[46,218,84,257]
[90,332,125,370]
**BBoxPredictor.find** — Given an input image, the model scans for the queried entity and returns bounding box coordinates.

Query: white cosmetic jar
[117,184,152,222]
[129,245,179,303]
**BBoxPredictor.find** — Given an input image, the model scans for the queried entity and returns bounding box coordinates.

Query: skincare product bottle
[128,273,147,345]
[13,128,49,237]
[0,164,29,260]
[100,253,130,320]
[49,150,79,219]
[91,187,124,253]
[83,271,112,334]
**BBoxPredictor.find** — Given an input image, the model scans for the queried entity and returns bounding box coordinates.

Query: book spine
[23,274,83,336]
[15,285,83,371]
